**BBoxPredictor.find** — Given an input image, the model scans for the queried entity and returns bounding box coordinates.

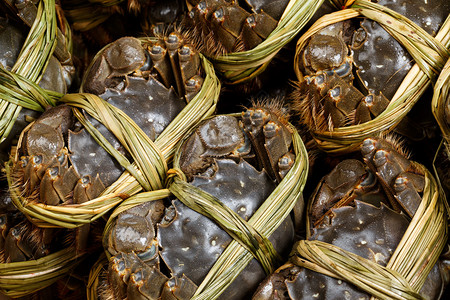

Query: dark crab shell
[351,0,449,100]
[9,32,206,208]
[99,102,301,299]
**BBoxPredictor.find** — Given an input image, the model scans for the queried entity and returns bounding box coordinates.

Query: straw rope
[432,57,450,153]
[0,0,57,144]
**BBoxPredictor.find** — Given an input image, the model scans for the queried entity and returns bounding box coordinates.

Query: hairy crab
[292,0,449,133]
[100,101,299,299]
[253,137,449,299]
[182,0,289,56]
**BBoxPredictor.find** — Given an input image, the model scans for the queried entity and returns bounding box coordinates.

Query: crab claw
[361,137,425,217]
[127,265,168,300]
[241,105,293,182]
[161,275,198,299]
[240,12,277,50]
[210,5,250,53]
[393,172,424,217]
[105,252,168,300]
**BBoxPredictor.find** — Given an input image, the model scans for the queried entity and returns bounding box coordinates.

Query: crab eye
[360,170,376,187]
[237,131,251,154]
[137,243,157,261]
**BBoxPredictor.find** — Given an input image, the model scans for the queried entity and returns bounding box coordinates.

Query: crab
[182,0,289,57]
[253,201,449,300]
[101,102,297,299]
[292,0,449,133]
[0,184,89,299]
[82,33,204,140]
[252,136,448,299]
[292,20,393,132]
[106,200,165,262]
[12,105,123,207]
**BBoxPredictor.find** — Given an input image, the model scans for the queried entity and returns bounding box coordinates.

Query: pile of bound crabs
[0,0,449,299]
